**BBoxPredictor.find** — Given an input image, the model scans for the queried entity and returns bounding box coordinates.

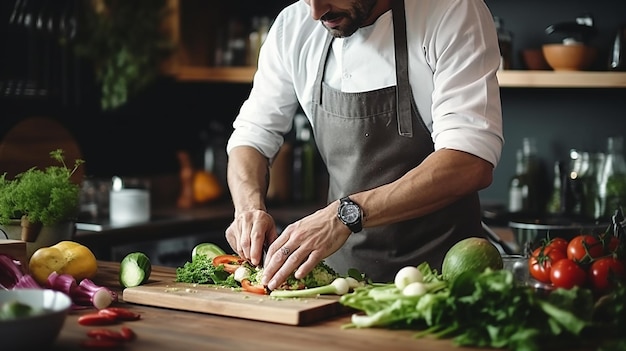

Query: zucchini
[191,243,226,262]
[119,252,152,288]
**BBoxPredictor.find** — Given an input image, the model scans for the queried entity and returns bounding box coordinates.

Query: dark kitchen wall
[480,0,626,207]
[1,0,625,209]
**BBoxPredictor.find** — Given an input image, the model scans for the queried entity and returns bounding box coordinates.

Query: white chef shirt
[226,0,504,167]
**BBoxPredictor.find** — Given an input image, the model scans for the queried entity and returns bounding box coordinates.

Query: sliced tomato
[550,258,586,289]
[589,257,625,293]
[212,254,244,273]
[241,279,268,295]
[529,246,567,283]
[566,235,604,263]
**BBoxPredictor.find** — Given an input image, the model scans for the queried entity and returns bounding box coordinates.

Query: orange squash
[193,170,222,204]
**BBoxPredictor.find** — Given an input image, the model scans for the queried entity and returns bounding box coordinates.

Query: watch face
[340,204,360,224]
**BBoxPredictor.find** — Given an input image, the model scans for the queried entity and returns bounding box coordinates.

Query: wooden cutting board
[122,281,345,326]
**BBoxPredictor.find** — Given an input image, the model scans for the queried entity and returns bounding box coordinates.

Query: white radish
[394,266,423,290]
[402,281,428,297]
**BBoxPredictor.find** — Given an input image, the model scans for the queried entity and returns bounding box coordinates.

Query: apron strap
[313,33,334,106]
[392,0,413,137]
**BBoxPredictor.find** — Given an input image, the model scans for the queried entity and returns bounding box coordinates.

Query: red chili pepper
[80,338,122,349]
[212,254,244,273]
[98,307,141,321]
[78,313,117,326]
[120,326,136,341]
[241,279,268,295]
[86,328,125,341]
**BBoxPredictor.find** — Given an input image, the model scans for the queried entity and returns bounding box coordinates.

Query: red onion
[0,254,35,290]
[73,278,118,309]
[46,271,77,296]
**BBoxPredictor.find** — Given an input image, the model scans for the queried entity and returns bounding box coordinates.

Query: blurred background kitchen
[1,0,626,264]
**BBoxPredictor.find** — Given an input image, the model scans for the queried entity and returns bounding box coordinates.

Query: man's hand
[225,209,278,266]
[260,205,352,291]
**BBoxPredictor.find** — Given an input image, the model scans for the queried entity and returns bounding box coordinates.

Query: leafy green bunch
[74,0,173,110]
[0,149,84,226]
[340,262,626,351]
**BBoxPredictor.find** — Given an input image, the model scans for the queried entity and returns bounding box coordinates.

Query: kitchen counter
[49,261,513,351]
[73,202,323,261]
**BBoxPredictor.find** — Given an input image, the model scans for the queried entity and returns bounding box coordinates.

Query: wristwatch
[337,196,363,233]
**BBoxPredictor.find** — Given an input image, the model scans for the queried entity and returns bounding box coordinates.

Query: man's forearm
[227,146,271,215]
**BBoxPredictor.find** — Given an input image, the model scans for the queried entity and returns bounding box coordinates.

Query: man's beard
[320,0,377,38]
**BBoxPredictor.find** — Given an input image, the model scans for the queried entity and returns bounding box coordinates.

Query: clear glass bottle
[508,149,526,213]
[598,136,626,220]
[568,149,587,216]
[582,152,605,220]
[522,137,542,215]
[546,161,562,215]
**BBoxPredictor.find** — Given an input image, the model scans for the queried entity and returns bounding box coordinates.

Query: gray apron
[310,0,482,282]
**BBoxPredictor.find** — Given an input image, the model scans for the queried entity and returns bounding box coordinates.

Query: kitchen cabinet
[162,0,626,88]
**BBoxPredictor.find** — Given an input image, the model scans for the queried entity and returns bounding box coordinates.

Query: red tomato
[589,257,626,292]
[598,233,621,254]
[529,246,567,283]
[550,258,587,289]
[566,235,603,263]
[545,237,569,253]
[212,254,244,273]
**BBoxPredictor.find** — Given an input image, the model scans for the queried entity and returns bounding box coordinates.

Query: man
[225,0,504,290]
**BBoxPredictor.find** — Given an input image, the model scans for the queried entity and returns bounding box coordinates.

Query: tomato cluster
[528,233,625,293]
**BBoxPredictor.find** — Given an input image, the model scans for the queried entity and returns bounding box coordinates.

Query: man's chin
[322,24,358,38]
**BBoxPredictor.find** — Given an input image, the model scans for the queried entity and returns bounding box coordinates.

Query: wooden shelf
[497,70,626,88]
[174,66,257,84]
[168,66,626,88]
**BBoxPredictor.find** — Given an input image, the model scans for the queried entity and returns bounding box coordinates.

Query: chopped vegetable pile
[175,250,344,295]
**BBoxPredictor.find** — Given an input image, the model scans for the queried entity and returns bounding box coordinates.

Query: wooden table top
[51,261,499,351]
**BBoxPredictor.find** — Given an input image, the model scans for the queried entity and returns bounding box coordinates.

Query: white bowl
[0,289,72,350]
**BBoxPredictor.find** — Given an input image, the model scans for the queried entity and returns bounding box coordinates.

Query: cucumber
[191,243,226,262]
[119,252,152,288]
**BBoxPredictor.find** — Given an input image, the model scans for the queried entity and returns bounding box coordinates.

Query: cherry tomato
[545,237,569,254]
[529,246,567,283]
[550,258,587,289]
[78,313,117,326]
[241,279,267,295]
[589,257,626,292]
[212,254,244,274]
[98,307,141,321]
[598,233,621,254]
[566,235,603,263]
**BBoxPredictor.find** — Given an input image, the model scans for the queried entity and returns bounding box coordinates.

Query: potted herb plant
[0,149,84,257]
